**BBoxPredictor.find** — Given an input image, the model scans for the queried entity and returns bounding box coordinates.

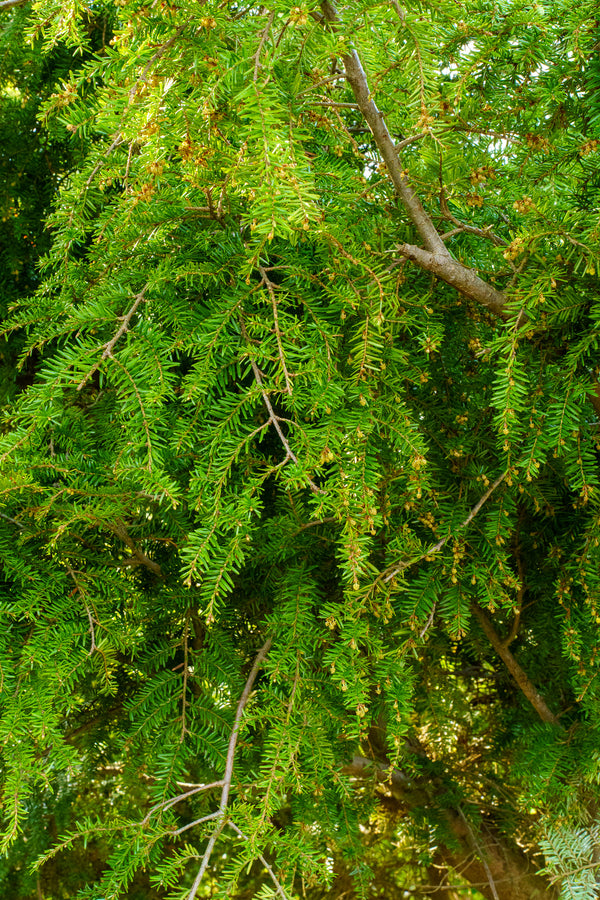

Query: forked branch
[229,821,290,900]
[318,1,508,319]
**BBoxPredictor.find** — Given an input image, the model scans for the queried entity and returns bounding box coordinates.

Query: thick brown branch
[319,1,512,321]
[110,519,163,577]
[0,0,29,10]
[470,602,559,725]
[321,1,446,255]
[397,243,508,319]
[345,755,557,900]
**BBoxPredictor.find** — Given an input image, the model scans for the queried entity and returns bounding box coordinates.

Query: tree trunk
[438,809,557,900]
[344,756,558,900]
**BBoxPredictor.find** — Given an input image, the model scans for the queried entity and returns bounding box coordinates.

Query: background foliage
[0,1,600,898]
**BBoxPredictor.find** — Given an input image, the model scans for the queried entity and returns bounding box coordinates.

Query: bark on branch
[470,602,559,725]
[319,1,509,319]
[397,243,508,319]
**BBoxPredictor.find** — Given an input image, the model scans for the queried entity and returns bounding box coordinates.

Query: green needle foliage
[0,1,600,898]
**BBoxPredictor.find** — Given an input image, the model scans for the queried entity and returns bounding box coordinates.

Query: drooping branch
[258,265,292,395]
[65,563,97,654]
[253,10,275,82]
[240,319,324,493]
[470,602,559,726]
[380,471,507,584]
[228,821,290,900]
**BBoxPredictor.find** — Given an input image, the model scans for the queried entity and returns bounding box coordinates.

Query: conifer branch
[83,20,190,189]
[141,781,224,827]
[65,563,97,654]
[77,286,148,390]
[0,0,29,10]
[320,0,446,255]
[395,243,508,318]
[382,471,507,584]
[188,637,273,900]
[170,810,220,836]
[439,189,509,249]
[253,10,275,82]
[470,603,559,725]
[0,511,24,529]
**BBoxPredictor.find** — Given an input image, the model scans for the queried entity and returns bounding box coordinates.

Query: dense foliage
[1,1,600,898]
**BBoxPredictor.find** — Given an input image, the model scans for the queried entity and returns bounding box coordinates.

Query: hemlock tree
[0,0,599,898]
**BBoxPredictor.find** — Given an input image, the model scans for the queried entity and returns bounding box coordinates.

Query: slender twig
[181,616,190,741]
[382,471,507,584]
[110,357,154,472]
[84,20,190,188]
[296,74,346,96]
[258,265,292,395]
[439,189,508,248]
[170,811,221,836]
[253,10,275,82]
[419,603,436,639]
[505,517,526,646]
[314,100,359,108]
[228,821,290,900]
[142,782,225,827]
[395,131,429,150]
[65,563,97,654]
[188,637,273,900]
[0,511,24,529]
[77,285,148,390]
[240,321,324,494]
[547,860,600,885]
[390,0,405,23]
